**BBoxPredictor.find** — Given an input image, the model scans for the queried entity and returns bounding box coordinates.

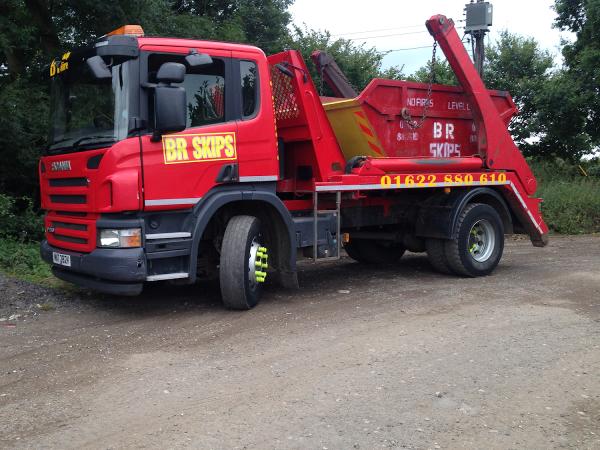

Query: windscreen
[47,58,131,154]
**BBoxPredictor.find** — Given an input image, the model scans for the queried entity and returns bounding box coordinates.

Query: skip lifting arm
[426,15,537,196]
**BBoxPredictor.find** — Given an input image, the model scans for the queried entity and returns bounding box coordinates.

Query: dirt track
[1,235,599,449]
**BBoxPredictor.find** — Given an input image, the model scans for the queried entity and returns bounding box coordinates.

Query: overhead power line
[382,45,434,53]
[329,19,466,38]
[382,31,472,55]
[347,30,429,41]
[346,26,464,42]
[330,24,425,37]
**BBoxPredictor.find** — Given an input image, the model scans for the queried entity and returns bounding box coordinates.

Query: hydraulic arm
[426,15,537,195]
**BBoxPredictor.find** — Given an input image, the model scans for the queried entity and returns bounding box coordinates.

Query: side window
[240,60,258,118]
[185,60,225,127]
[148,54,226,128]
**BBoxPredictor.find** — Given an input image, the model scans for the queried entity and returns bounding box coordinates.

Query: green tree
[285,26,403,95]
[483,31,555,156]
[408,58,457,86]
[554,0,599,149]
[533,70,591,159]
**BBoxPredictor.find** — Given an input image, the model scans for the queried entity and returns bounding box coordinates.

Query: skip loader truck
[39,16,549,309]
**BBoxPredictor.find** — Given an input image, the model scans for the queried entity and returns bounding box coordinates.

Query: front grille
[43,155,99,252]
[49,177,88,187]
[54,234,88,244]
[52,221,87,231]
[56,211,87,217]
[50,194,87,204]
[46,211,97,253]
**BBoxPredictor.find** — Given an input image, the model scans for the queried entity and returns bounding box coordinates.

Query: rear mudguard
[415,187,513,240]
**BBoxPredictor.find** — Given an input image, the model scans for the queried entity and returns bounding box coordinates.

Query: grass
[0,238,54,284]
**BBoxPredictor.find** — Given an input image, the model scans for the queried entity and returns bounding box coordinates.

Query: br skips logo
[162,132,237,165]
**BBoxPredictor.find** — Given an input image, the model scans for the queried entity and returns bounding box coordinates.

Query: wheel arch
[416,187,513,240]
[188,187,298,288]
[456,188,513,236]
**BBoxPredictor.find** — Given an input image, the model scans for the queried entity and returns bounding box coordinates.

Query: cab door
[140,47,238,210]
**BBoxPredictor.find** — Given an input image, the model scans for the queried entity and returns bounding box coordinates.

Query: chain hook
[402,41,437,129]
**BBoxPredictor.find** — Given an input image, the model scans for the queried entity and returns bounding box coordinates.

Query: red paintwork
[267,50,346,184]
[139,42,279,211]
[39,16,548,256]
[356,79,517,159]
[40,140,142,251]
[365,157,484,173]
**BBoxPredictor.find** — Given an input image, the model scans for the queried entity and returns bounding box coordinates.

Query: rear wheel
[426,238,452,274]
[343,239,405,264]
[219,215,269,310]
[444,203,504,277]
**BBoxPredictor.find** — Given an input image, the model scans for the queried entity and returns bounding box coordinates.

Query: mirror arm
[150,130,162,142]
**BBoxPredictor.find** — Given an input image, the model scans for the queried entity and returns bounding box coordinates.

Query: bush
[0,193,44,242]
[0,194,54,284]
[0,238,52,283]
[531,159,600,234]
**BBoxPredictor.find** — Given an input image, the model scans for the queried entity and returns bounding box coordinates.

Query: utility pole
[464,0,493,77]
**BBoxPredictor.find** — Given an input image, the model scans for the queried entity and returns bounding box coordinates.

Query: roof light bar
[105,25,144,37]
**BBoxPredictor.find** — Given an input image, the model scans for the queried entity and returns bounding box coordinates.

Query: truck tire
[343,239,405,264]
[219,215,268,310]
[444,203,504,277]
[425,238,452,274]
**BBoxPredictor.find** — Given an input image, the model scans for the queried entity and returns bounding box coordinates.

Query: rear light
[98,228,141,248]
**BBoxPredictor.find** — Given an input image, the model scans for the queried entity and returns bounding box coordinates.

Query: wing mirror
[185,50,213,67]
[86,55,112,79]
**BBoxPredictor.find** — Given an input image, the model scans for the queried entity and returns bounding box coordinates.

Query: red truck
[39,17,548,309]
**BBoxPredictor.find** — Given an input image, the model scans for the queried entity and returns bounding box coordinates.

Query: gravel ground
[0,235,599,449]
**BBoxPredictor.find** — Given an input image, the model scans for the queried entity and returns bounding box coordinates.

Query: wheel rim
[248,238,268,288]
[468,219,495,262]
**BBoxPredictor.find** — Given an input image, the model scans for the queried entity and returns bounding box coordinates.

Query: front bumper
[40,240,146,296]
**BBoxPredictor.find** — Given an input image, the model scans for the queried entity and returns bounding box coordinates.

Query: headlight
[98,228,141,248]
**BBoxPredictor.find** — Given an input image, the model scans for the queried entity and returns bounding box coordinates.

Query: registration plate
[52,252,71,267]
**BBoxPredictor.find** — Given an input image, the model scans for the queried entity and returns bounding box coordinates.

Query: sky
[289,0,571,75]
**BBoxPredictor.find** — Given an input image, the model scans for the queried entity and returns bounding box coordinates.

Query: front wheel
[444,203,505,277]
[219,215,269,310]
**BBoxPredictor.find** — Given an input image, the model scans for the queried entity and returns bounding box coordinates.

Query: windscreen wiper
[46,137,73,153]
[46,135,116,154]
[72,135,116,150]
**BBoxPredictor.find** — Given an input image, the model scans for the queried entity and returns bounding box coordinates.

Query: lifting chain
[402,41,438,129]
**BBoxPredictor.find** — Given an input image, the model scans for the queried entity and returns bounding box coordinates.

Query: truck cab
[40,26,284,297]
